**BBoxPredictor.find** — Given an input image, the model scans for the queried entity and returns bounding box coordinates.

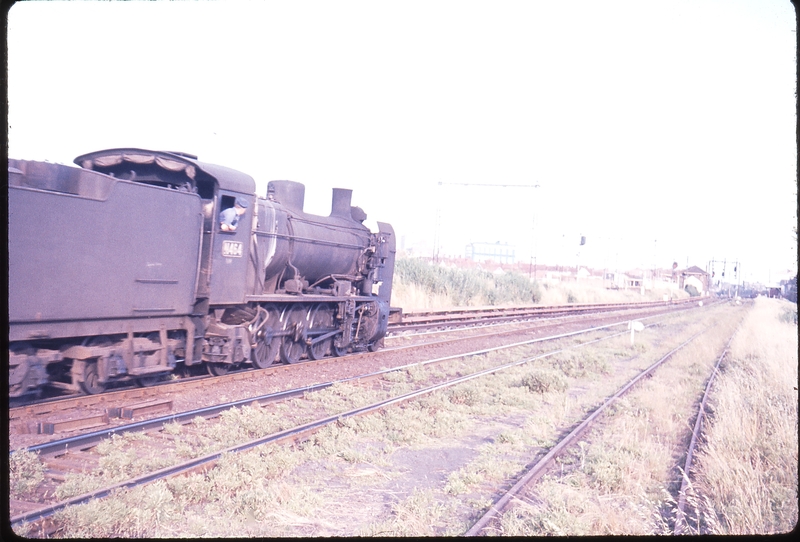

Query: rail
[464,329,704,536]
[12,315,676,529]
[673,329,738,534]
[389,298,701,332]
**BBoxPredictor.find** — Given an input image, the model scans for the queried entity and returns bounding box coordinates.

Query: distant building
[465,242,516,264]
[679,266,709,295]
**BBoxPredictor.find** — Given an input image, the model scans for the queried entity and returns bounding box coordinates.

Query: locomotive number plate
[221,240,243,258]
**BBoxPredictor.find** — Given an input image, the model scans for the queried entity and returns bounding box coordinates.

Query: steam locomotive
[8,149,395,397]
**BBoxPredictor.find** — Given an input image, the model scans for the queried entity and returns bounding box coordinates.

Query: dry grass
[362,488,463,536]
[538,279,687,306]
[39,299,762,537]
[691,297,798,534]
[395,276,688,311]
[498,302,747,535]
[392,280,460,311]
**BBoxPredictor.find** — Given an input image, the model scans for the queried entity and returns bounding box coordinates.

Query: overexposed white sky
[8,0,797,284]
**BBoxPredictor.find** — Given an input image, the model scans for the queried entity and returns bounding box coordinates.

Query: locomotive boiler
[8,148,395,397]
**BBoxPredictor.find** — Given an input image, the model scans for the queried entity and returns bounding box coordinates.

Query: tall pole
[653,239,657,286]
[433,182,441,262]
[529,212,534,278]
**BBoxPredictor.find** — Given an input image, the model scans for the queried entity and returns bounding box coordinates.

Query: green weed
[521,369,568,393]
[9,449,45,499]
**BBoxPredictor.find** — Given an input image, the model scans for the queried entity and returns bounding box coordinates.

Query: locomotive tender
[9,149,395,397]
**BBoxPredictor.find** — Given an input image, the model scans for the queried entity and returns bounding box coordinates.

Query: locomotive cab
[208,191,256,305]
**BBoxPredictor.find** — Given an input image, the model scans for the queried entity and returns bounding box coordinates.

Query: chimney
[330,188,353,218]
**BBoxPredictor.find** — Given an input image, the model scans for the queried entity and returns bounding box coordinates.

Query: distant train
[9,149,395,397]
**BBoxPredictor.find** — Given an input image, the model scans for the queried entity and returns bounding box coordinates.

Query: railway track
[9,299,706,441]
[387,298,699,333]
[463,313,744,536]
[10,298,704,412]
[673,329,737,535]
[10,306,707,534]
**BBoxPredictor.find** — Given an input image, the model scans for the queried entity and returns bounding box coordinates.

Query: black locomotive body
[8,149,395,397]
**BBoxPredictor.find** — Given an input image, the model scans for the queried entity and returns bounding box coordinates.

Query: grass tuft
[9,449,45,499]
[521,369,569,393]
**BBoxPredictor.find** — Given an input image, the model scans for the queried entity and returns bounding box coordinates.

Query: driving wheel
[253,336,280,369]
[280,305,308,364]
[250,306,281,369]
[308,303,335,360]
[332,342,348,357]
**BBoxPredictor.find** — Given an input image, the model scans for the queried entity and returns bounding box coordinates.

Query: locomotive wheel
[251,306,280,369]
[81,361,107,395]
[280,337,306,364]
[136,375,161,387]
[308,339,329,361]
[253,336,280,369]
[207,363,231,377]
[332,342,348,357]
[280,305,308,364]
[308,303,334,361]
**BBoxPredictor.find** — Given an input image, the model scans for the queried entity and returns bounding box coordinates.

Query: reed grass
[691,298,798,534]
[393,258,541,309]
[393,257,687,310]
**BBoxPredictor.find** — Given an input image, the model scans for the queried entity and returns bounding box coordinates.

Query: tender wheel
[253,336,280,369]
[207,363,231,377]
[136,374,161,387]
[81,361,107,395]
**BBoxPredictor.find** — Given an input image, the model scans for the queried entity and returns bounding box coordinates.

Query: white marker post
[628,320,644,345]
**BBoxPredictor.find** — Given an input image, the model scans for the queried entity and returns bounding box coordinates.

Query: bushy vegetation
[520,369,568,394]
[9,449,45,499]
[778,305,797,324]
[394,258,541,307]
[392,257,688,310]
